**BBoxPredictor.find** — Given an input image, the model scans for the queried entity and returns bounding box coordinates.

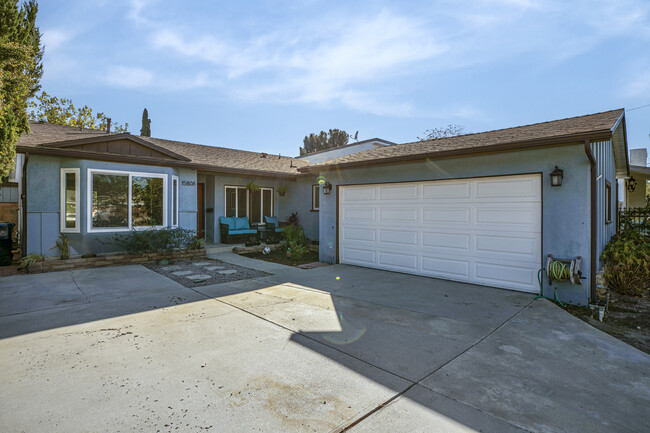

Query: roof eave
[298,130,614,173]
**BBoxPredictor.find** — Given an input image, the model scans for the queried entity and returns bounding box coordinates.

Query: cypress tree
[140,108,151,137]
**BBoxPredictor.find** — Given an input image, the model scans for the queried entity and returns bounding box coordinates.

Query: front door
[197,183,205,239]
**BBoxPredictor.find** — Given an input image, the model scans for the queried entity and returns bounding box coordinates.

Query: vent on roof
[260,152,267,158]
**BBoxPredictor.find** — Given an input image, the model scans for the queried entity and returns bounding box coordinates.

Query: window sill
[310,209,319,212]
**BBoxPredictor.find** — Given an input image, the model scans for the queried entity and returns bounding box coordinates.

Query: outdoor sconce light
[550,166,563,187]
[626,176,637,192]
[322,182,332,195]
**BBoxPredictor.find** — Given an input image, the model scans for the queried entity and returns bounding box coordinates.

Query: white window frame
[312,184,319,211]
[60,168,80,233]
[87,168,168,233]
[171,175,179,228]
[224,185,274,223]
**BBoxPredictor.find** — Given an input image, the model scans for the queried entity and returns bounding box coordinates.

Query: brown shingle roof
[17,121,308,175]
[301,109,625,171]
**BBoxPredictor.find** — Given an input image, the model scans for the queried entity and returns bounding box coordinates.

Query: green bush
[601,229,650,296]
[282,223,308,260]
[101,228,204,255]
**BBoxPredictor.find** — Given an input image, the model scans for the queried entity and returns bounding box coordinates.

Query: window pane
[225,187,236,217]
[263,189,272,219]
[65,173,76,228]
[313,186,319,209]
[92,174,128,228]
[237,188,247,218]
[172,179,178,226]
[251,190,261,223]
[132,176,164,227]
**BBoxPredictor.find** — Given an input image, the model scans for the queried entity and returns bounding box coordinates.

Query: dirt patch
[144,258,269,288]
[566,290,650,354]
[239,249,320,267]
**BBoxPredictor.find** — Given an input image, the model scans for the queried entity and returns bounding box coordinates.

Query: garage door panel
[341,186,377,202]
[339,174,541,293]
[475,177,539,198]
[379,229,418,246]
[475,234,538,256]
[422,182,470,199]
[422,232,470,251]
[343,227,376,242]
[342,248,376,265]
[421,256,470,278]
[343,207,376,222]
[379,208,418,222]
[379,184,418,200]
[422,208,470,224]
[378,252,418,270]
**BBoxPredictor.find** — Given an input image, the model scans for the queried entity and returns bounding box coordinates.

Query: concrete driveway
[1,254,649,433]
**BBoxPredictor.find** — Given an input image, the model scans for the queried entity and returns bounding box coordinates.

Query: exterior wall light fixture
[322,182,332,195]
[626,176,637,192]
[550,166,563,187]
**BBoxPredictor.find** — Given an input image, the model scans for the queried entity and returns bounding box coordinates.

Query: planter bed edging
[26,249,207,274]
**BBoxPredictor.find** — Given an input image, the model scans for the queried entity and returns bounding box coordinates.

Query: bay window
[224,186,273,224]
[60,168,80,232]
[88,169,167,232]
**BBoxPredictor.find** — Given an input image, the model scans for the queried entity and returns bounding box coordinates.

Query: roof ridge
[400,108,624,147]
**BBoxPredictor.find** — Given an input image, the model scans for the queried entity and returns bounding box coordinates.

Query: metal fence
[618,207,650,233]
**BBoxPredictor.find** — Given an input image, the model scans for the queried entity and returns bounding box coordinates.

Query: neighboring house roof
[295,138,395,160]
[299,109,627,173]
[630,165,650,175]
[17,121,308,177]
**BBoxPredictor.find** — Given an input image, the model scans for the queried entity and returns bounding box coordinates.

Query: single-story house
[622,148,649,208]
[13,109,629,305]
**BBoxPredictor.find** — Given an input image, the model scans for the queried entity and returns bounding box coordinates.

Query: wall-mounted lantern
[626,176,637,192]
[322,182,332,195]
[550,166,563,187]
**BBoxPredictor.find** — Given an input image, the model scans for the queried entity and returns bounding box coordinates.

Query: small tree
[300,129,350,155]
[417,124,465,141]
[140,108,151,137]
[0,0,43,182]
[29,91,128,132]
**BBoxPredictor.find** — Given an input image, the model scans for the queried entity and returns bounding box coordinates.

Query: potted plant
[246,180,260,192]
[277,185,288,196]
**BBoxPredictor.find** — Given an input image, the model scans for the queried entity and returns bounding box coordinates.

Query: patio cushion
[274,227,285,233]
[264,216,279,226]
[234,217,251,230]
[219,216,236,230]
[229,229,257,235]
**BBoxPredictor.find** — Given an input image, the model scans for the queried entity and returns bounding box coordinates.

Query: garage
[338,174,542,293]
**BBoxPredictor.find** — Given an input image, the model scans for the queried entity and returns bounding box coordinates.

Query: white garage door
[338,174,542,293]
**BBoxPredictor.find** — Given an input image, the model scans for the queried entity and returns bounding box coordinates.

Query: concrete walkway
[1,259,649,432]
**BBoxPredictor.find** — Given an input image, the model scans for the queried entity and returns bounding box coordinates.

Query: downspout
[584,140,597,303]
[20,152,29,257]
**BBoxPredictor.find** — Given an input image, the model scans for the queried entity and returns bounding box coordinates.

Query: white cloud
[104,66,211,91]
[42,28,73,51]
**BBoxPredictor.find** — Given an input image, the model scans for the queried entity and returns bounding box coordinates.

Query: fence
[618,206,650,233]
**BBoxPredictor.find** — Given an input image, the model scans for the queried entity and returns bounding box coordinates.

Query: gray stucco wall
[206,174,318,243]
[317,144,594,305]
[25,155,197,257]
[592,140,617,265]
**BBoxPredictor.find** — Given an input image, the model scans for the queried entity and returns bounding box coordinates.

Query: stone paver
[160,265,182,272]
[185,274,212,283]
[204,266,225,271]
[217,269,237,275]
[171,270,194,276]
[193,261,214,266]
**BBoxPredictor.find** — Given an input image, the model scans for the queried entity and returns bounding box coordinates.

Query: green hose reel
[545,255,582,285]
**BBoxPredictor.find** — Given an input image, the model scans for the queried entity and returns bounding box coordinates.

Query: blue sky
[37,0,650,159]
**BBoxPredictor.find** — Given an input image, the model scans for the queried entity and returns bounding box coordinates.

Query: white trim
[224,185,274,223]
[312,184,320,211]
[171,175,179,228]
[87,168,168,233]
[60,168,80,233]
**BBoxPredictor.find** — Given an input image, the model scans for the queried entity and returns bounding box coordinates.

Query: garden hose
[547,260,571,282]
[536,268,567,308]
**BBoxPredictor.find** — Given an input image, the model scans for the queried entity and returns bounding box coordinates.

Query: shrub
[601,229,650,296]
[284,212,300,227]
[282,223,308,260]
[100,228,204,255]
[19,254,44,272]
[50,234,70,259]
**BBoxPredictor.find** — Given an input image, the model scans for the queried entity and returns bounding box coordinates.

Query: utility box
[0,222,15,266]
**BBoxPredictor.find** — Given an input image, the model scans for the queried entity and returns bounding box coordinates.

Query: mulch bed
[566,290,650,355]
[239,249,320,267]
[144,258,269,288]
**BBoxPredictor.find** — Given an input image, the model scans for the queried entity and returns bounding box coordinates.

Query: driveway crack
[70,271,91,303]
